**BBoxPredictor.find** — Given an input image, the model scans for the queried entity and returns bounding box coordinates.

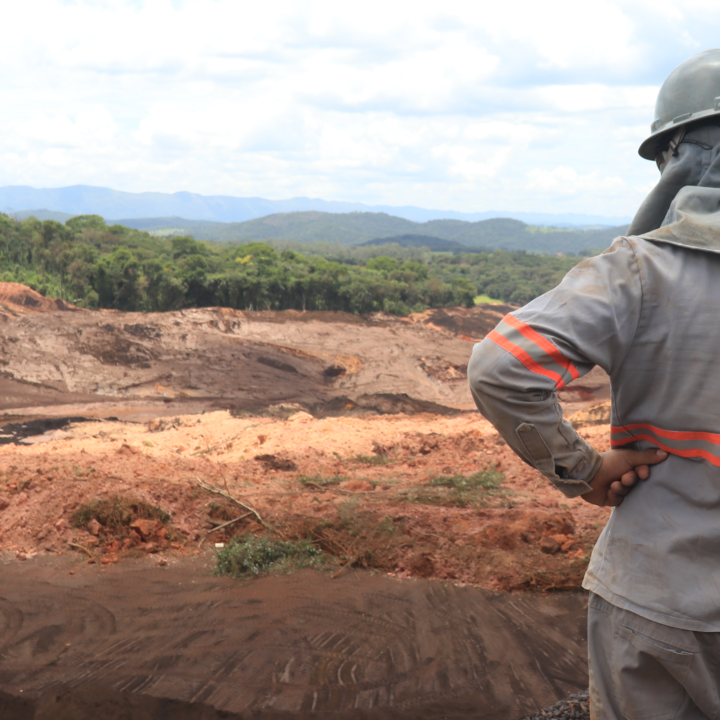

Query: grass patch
[297,474,346,488]
[214,535,325,578]
[351,454,390,466]
[428,468,504,491]
[71,495,171,530]
[473,294,504,305]
[399,468,505,508]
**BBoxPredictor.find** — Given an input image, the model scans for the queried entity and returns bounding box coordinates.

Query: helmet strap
[668,127,687,156]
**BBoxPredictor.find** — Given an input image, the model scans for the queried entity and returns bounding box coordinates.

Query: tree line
[0,213,584,314]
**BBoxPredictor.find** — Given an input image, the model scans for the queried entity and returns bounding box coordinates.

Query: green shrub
[428,468,504,491]
[399,468,506,508]
[297,474,345,487]
[351,454,390,466]
[214,535,324,578]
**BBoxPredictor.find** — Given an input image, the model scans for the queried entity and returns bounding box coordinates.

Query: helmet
[639,49,720,161]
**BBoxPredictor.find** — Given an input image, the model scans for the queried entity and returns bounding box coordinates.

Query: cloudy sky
[2,0,720,218]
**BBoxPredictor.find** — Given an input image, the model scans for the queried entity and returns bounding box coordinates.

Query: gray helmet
[639,49,720,161]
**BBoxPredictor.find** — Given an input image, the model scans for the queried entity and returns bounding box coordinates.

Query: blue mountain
[0,184,631,228]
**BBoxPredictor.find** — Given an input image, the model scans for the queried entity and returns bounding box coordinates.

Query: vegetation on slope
[0,213,585,313]
[117,211,627,253]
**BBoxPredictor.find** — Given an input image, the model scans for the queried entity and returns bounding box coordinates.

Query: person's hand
[581,448,669,507]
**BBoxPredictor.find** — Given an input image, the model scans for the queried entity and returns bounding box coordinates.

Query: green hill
[114,212,628,254]
[0,212,585,313]
[360,234,478,251]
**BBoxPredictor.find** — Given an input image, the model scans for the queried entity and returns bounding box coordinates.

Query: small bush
[71,495,171,530]
[297,474,345,487]
[428,468,504,491]
[351,454,390,466]
[215,535,325,578]
[399,468,506,508]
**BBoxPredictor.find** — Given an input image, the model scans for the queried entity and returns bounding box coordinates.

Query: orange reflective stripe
[614,423,720,445]
[503,314,580,380]
[487,329,566,389]
[611,432,720,468]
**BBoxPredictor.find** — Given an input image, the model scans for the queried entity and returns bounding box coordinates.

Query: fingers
[627,448,669,467]
[620,469,639,486]
[608,469,642,505]
[610,479,632,496]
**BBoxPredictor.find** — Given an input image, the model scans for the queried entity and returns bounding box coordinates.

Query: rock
[129,519,160,540]
[341,480,375,492]
[87,518,101,536]
[0,497,9,511]
[254,454,297,471]
[409,554,435,578]
[540,536,560,555]
[287,411,314,423]
[116,443,139,455]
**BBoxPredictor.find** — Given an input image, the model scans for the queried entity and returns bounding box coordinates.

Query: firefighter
[468,49,720,719]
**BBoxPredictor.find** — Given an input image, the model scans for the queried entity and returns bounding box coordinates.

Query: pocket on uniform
[612,624,693,720]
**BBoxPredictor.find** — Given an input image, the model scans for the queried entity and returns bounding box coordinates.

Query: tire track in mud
[0,558,588,719]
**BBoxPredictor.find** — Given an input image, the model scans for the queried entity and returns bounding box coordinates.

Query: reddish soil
[0,409,611,592]
[0,282,80,322]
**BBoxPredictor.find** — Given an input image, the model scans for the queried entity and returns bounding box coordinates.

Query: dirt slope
[0,282,80,322]
[0,286,609,422]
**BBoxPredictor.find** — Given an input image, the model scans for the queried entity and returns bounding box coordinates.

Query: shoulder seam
[613,236,644,378]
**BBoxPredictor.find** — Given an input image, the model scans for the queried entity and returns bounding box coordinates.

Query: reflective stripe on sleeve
[486,313,580,390]
[611,423,720,467]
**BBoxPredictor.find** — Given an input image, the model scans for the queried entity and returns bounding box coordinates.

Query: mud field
[0,284,614,718]
[0,558,589,720]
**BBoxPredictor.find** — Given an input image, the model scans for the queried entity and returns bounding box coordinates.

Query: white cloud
[526,167,628,196]
[0,0,712,218]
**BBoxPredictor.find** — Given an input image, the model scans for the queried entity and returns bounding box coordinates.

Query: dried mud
[0,291,610,423]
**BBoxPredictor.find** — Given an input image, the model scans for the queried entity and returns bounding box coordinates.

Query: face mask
[628,129,708,236]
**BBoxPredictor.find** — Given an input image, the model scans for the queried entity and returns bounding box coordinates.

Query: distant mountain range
[8,207,628,253]
[1,184,632,227]
[113,212,628,254]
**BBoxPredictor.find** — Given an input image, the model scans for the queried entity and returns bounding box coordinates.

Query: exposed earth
[0,284,614,718]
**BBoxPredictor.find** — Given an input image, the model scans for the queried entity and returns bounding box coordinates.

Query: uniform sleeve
[467,237,643,498]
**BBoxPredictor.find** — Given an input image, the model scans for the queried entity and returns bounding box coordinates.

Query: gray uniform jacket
[468,234,720,631]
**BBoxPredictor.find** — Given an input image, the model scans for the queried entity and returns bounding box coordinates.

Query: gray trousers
[588,593,720,719]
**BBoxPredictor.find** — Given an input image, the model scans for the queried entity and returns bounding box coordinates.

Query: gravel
[522,690,589,719]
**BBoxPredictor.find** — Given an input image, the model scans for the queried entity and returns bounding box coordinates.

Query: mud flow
[0,285,613,718]
[0,559,588,720]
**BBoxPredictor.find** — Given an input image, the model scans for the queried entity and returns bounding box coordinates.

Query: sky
[2,0,720,218]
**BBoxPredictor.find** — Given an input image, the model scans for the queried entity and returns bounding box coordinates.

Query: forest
[0,213,585,314]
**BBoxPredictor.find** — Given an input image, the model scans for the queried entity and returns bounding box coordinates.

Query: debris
[68,542,94,559]
[523,690,590,719]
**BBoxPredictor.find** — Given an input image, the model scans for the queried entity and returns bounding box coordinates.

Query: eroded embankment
[0,410,611,592]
